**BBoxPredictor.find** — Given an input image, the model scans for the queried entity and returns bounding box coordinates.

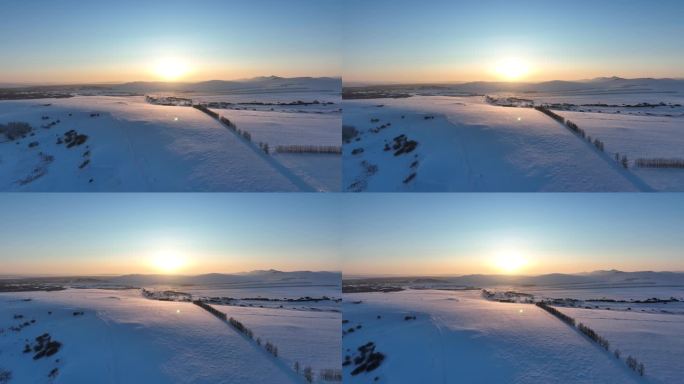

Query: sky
[343,0,684,83]
[0,194,340,275]
[341,194,684,276]
[0,0,340,84]
[2,194,683,277]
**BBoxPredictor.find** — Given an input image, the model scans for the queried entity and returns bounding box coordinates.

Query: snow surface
[558,307,684,384]
[342,289,644,384]
[0,289,306,384]
[214,305,340,378]
[557,111,684,191]
[343,96,644,192]
[0,96,337,191]
[209,108,341,192]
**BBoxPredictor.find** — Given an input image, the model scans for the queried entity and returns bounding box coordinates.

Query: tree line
[228,317,254,339]
[193,300,341,382]
[537,301,646,377]
[193,300,227,321]
[193,104,219,119]
[218,115,253,142]
[536,302,576,326]
[577,322,610,351]
[635,158,684,169]
[275,145,342,154]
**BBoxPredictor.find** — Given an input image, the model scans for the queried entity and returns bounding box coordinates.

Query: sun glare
[154,58,189,81]
[494,58,530,81]
[494,250,528,274]
[151,251,187,274]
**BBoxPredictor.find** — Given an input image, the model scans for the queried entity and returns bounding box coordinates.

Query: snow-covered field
[0,289,306,384]
[343,77,684,191]
[208,108,341,192]
[343,96,645,191]
[130,271,343,312]
[214,305,340,378]
[342,289,643,384]
[0,271,342,383]
[558,307,684,384]
[553,111,684,191]
[342,270,684,383]
[0,94,340,191]
[109,270,341,300]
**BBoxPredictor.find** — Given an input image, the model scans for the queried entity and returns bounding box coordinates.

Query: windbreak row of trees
[192,301,336,382]
[194,104,342,158]
[635,158,684,169]
[577,322,610,351]
[228,317,254,339]
[536,107,634,167]
[626,355,646,376]
[218,114,253,142]
[220,116,236,128]
[535,302,575,326]
[193,300,227,320]
[535,106,566,124]
[537,301,645,377]
[193,104,219,119]
[275,145,342,154]
[194,104,255,143]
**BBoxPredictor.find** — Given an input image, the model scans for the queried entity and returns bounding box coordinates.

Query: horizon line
[0,269,342,279]
[0,75,343,88]
[342,269,684,279]
[342,76,684,87]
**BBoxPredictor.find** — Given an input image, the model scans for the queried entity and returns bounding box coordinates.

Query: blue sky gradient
[0,0,340,83]
[341,194,684,275]
[0,194,340,275]
[344,0,684,82]
[1,194,682,276]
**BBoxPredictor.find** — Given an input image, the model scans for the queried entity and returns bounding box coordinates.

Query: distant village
[144,95,193,106]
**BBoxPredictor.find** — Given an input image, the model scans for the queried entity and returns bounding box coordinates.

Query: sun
[154,58,189,81]
[494,58,530,81]
[151,251,187,274]
[493,250,528,274]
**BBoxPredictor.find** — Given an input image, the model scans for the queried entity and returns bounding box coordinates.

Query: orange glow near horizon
[0,251,338,276]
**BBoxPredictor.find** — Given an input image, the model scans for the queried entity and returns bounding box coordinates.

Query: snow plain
[214,305,340,378]
[208,108,341,192]
[343,289,647,384]
[558,307,684,384]
[343,80,684,192]
[0,289,305,384]
[343,96,645,192]
[0,271,342,383]
[556,111,684,191]
[0,95,340,191]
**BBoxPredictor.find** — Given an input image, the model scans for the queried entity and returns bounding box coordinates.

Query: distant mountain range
[0,76,341,94]
[107,269,341,286]
[0,270,341,287]
[344,77,684,95]
[345,270,684,287]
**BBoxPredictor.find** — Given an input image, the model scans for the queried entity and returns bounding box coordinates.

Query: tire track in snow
[431,314,449,384]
